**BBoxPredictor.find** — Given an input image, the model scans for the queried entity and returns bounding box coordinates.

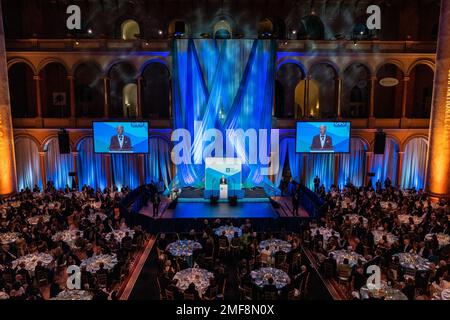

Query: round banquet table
[80,254,118,274]
[88,212,107,223]
[259,239,292,255]
[360,283,408,300]
[372,230,398,245]
[0,291,9,300]
[250,267,290,290]
[166,240,202,257]
[380,201,398,210]
[27,214,51,225]
[393,253,433,271]
[12,253,54,273]
[52,230,83,248]
[330,250,366,267]
[173,268,214,295]
[425,233,450,248]
[52,290,93,301]
[215,226,242,241]
[0,232,19,245]
[106,228,135,242]
[345,214,368,225]
[441,289,450,301]
[397,214,423,225]
[310,227,340,242]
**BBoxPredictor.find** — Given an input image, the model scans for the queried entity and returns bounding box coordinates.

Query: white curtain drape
[401,137,428,189]
[45,137,73,189]
[15,138,42,190]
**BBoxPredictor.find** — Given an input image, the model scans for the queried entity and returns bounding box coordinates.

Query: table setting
[372,230,399,245]
[259,239,292,255]
[360,282,408,300]
[330,249,366,267]
[310,227,340,242]
[173,268,214,295]
[12,253,54,272]
[51,290,93,300]
[88,212,107,223]
[0,291,9,300]
[425,233,450,248]
[80,254,118,273]
[106,228,135,242]
[166,240,202,257]
[397,214,423,225]
[345,214,368,225]
[380,201,398,210]
[51,230,83,248]
[214,225,242,241]
[0,232,19,245]
[250,267,290,290]
[27,214,51,225]
[393,253,433,271]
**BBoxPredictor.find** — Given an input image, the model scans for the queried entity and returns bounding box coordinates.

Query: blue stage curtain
[111,154,140,190]
[275,138,303,186]
[145,138,172,188]
[172,39,276,188]
[77,137,108,190]
[14,138,42,190]
[370,137,398,186]
[305,154,335,190]
[44,137,73,189]
[338,138,367,187]
[401,137,428,189]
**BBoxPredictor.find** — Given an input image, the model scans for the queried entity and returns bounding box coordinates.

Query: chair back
[183,292,195,300]
[165,289,175,300]
[263,291,278,300]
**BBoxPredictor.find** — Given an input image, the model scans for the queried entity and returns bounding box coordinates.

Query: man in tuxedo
[220,175,227,185]
[109,125,132,151]
[311,125,333,151]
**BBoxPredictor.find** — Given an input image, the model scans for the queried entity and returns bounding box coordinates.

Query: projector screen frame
[295,120,352,154]
[92,120,150,154]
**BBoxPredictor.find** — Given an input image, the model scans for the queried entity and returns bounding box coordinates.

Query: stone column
[68,75,76,118]
[33,75,42,117]
[396,151,404,188]
[426,0,450,199]
[401,77,410,118]
[0,2,17,195]
[39,151,47,191]
[103,77,110,118]
[369,76,377,127]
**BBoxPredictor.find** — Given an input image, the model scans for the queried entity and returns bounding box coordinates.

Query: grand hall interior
[0,0,449,304]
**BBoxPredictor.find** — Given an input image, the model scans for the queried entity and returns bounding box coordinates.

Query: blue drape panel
[338,138,367,187]
[172,39,276,188]
[15,138,42,190]
[305,154,335,190]
[401,138,428,189]
[145,138,172,188]
[77,137,108,190]
[370,137,398,186]
[275,138,303,186]
[45,138,73,189]
[111,154,140,190]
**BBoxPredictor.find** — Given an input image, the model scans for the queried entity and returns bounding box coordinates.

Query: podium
[219,184,228,199]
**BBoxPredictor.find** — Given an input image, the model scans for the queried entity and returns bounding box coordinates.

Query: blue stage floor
[164,202,278,219]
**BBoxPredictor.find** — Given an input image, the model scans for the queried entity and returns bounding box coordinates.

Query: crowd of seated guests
[304,179,449,300]
[0,182,148,300]
[155,219,311,300]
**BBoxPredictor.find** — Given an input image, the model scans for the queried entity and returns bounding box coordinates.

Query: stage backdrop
[172,39,276,190]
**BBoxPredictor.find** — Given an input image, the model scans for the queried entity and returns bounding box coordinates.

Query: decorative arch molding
[406,59,436,76]
[350,135,370,150]
[369,134,400,152]
[342,61,374,78]
[71,60,105,78]
[375,60,405,75]
[7,58,38,75]
[276,59,307,76]
[106,59,139,78]
[37,58,70,75]
[400,135,429,152]
[307,60,340,77]
[14,134,42,151]
[139,59,171,77]
[149,134,173,147]
[42,134,75,153]
[75,134,94,152]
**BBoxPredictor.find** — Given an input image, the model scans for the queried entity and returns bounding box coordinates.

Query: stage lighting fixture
[292,30,297,34]
[158,30,163,35]
[87,28,93,34]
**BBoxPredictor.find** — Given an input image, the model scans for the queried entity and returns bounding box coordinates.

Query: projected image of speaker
[58,130,71,154]
[374,131,386,154]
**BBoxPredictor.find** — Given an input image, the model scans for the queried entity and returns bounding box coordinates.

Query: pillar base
[426,191,450,201]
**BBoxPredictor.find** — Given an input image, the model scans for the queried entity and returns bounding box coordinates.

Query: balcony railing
[5,38,436,54]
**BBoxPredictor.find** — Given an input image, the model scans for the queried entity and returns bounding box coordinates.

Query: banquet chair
[404,268,416,280]
[279,262,290,274]
[96,273,108,289]
[165,289,175,300]
[203,285,218,300]
[275,253,287,267]
[183,292,195,300]
[239,286,253,300]
[337,268,352,290]
[263,291,278,300]
[35,270,49,286]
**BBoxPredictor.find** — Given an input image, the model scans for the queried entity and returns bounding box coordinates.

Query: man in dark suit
[311,125,333,151]
[220,175,227,185]
[109,125,132,151]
